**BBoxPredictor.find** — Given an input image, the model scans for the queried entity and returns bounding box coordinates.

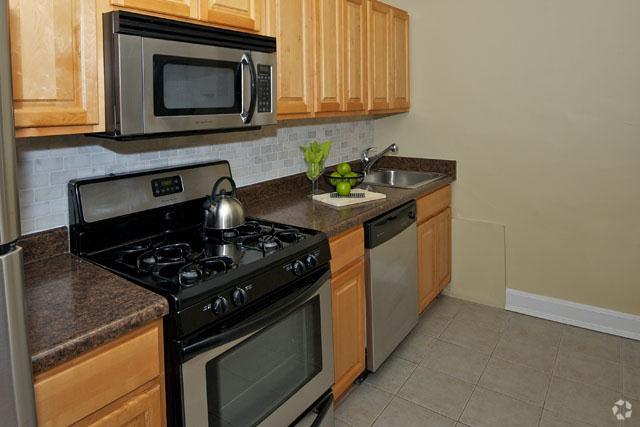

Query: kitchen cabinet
[343,0,368,113]
[390,7,409,110]
[314,0,343,113]
[367,0,410,113]
[329,226,366,401]
[110,0,198,18]
[416,186,452,313]
[34,321,165,426]
[200,0,262,32]
[8,0,101,137]
[270,0,315,118]
[367,0,391,111]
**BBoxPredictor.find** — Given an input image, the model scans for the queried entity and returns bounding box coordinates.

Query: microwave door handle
[240,54,257,124]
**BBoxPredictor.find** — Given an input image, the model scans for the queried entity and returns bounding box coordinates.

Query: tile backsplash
[17,119,374,234]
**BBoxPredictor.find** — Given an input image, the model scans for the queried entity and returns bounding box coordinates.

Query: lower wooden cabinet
[329,226,366,401]
[331,256,366,400]
[417,188,452,313]
[34,321,165,427]
[72,379,163,427]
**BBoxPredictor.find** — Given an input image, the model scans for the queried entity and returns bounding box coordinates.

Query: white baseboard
[506,289,640,341]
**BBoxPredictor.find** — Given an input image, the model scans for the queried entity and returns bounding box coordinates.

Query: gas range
[69,161,336,426]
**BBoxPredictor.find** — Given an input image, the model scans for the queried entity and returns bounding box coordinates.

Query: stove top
[90,219,314,291]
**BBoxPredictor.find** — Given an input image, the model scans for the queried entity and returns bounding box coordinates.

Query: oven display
[152,175,183,197]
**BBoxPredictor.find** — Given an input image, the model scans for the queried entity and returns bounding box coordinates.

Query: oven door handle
[180,268,330,360]
[240,53,257,124]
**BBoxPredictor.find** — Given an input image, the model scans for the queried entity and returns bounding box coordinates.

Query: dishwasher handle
[365,200,417,248]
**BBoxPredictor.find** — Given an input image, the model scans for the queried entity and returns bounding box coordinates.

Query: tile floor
[334,295,640,427]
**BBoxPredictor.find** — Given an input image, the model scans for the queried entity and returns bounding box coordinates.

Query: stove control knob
[212,297,228,316]
[304,254,318,269]
[292,260,306,276]
[232,288,248,306]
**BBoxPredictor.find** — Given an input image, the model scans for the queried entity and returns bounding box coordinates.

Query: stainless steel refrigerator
[0,0,37,424]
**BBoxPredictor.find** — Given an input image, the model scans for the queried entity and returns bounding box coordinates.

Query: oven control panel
[256,64,272,113]
[177,244,331,337]
[151,175,183,197]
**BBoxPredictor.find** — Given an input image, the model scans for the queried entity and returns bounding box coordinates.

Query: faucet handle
[362,146,377,162]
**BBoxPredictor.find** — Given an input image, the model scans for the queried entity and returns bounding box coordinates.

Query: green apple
[336,181,351,196]
[336,162,351,176]
[345,171,359,186]
[328,171,342,186]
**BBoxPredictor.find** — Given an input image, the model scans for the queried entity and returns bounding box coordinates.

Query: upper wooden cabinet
[343,0,367,112]
[9,0,100,136]
[367,0,409,113]
[367,0,391,111]
[111,0,198,18]
[315,0,343,113]
[272,0,315,118]
[200,0,262,32]
[390,7,409,109]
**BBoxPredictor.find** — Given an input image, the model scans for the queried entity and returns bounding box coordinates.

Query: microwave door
[141,38,249,134]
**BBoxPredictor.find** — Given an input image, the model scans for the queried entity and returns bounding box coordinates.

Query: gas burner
[275,229,305,244]
[136,243,192,272]
[116,239,155,256]
[178,256,236,287]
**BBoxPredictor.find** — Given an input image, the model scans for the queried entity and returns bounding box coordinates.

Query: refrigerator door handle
[0,247,37,426]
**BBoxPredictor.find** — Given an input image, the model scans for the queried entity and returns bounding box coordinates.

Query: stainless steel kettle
[203,176,245,230]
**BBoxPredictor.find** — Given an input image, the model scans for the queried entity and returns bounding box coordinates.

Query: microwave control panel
[257,64,272,113]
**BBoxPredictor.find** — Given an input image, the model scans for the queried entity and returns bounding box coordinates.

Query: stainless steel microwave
[102,12,277,138]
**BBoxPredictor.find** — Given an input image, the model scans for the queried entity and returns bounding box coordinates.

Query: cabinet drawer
[416,185,451,223]
[34,322,162,427]
[329,226,365,273]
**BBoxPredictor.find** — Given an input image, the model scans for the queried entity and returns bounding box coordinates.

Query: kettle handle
[212,176,237,199]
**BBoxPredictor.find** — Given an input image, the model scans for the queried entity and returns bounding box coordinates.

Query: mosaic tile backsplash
[17,120,374,234]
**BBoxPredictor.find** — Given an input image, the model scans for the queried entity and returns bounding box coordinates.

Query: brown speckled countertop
[23,251,169,375]
[240,156,456,237]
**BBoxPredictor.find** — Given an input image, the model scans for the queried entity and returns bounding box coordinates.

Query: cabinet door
[435,208,452,291]
[72,380,163,427]
[200,0,262,32]
[367,0,391,111]
[275,0,315,117]
[390,7,409,110]
[9,0,99,129]
[332,258,366,400]
[343,0,367,112]
[315,0,343,113]
[111,0,198,19]
[417,217,438,313]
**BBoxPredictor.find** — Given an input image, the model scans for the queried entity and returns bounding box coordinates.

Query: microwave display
[257,64,272,113]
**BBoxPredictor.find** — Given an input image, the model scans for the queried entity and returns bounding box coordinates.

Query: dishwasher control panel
[364,200,416,248]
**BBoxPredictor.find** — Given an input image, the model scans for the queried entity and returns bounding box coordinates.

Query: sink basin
[362,170,447,189]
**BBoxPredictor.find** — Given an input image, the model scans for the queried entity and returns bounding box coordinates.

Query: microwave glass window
[153,55,241,116]
[205,297,323,426]
[163,64,235,109]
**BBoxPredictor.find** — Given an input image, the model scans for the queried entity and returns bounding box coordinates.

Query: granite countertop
[241,156,456,238]
[23,252,169,375]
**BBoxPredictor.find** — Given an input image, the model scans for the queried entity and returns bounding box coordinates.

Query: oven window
[205,297,323,426]
[153,55,241,116]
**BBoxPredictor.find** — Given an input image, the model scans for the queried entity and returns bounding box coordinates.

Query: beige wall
[376,0,640,314]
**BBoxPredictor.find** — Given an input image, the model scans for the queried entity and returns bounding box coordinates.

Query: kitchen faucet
[361,143,398,175]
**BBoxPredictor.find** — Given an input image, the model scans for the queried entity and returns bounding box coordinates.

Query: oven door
[132,37,275,134]
[180,270,334,427]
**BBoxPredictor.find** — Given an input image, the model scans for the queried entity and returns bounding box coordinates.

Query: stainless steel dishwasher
[364,201,418,372]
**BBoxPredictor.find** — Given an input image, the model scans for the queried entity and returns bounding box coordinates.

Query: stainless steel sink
[362,170,447,189]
